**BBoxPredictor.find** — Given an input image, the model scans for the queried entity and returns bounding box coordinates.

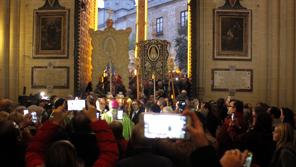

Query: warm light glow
[40,91,45,97]
[187,0,192,78]
[134,69,137,76]
[0,22,3,58]
[135,0,139,58]
[144,0,148,40]
[95,0,99,31]
[152,73,155,80]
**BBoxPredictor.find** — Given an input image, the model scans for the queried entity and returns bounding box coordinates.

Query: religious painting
[148,45,159,61]
[33,10,69,58]
[214,9,251,60]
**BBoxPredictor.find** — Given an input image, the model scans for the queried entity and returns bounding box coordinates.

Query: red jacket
[26,120,118,167]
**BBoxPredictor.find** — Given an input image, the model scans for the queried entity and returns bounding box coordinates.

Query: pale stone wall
[0,0,10,99]
[17,0,75,97]
[197,0,296,110]
[1,0,295,111]
[99,0,187,46]
[147,0,187,43]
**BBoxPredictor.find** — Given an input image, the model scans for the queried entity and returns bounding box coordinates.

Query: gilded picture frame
[213,9,251,60]
[33,9,69,58]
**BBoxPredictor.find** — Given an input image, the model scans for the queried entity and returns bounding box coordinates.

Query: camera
[243,152,253,167]
[96,112,100,119]
[143,113,189,139]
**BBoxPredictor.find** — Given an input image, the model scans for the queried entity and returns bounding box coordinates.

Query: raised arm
[84,105,119,167]
[25,106,66,167]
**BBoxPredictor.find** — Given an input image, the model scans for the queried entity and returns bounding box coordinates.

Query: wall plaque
[31,66,69,89]
[212,69,253,91]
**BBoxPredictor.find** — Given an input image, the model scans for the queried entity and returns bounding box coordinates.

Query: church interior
[1,1,296,167]
[0,0,295,110]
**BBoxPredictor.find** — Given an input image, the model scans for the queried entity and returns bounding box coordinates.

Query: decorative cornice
[38,0,65,10]
[218,0,246,10]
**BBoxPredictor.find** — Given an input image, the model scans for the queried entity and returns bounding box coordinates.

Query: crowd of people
[0,90,296,167]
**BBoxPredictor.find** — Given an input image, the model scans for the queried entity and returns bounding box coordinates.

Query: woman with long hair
[270,123,296,167]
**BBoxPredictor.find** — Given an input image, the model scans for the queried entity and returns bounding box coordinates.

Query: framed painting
[33,10,69,58]
[213,9,251,60]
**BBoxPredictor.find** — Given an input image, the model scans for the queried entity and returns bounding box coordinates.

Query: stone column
[197,0,206,99]
[284,0,295,109]
[266,0,280,106]
[266,0,295,109]
[0,0,10,98]
[294,0,296,111]
[9,0,20,101]
[135,0,147,99]
[278,0,288,106]
[136,0,147,42]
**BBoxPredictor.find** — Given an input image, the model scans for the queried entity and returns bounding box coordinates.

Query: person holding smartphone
[101,99,134,140]
[183,108,249,167]
[216,100,248,157]
[26,105,119,167]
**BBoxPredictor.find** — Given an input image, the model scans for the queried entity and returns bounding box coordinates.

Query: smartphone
[96,112,100,119]
[143,113,189,139]
[178,101,186,112]
[24,109,29,115]
[231,113,235,121]
[31,112,38,123]
[243,152,253,167]
[67,100,86,111]
[117,110,123,120]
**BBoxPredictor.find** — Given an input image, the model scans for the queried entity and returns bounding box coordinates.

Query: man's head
[268,106,281,119]
[96,98,106,111]
[228,99,243,114]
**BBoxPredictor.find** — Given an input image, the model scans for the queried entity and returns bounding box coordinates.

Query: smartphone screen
[31,112,38,123]
[243,153,253,167]
[144,113,188,139]
[231,113,235,121]
[24,109,29,115]
[67,100,86,111]
[117,110,123,120]
[178,101,186,112]
[96,112,100,119]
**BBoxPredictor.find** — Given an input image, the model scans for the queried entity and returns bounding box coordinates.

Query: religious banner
[138,39,170,81]
[90,19,131,89]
